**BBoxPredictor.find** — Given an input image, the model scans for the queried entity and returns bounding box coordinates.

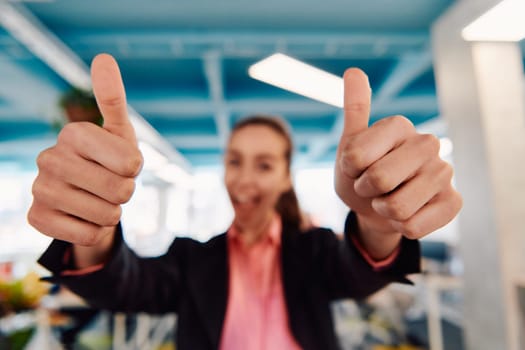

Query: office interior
[0,0,524,349]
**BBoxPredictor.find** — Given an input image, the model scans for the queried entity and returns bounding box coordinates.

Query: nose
[236,165,255,187]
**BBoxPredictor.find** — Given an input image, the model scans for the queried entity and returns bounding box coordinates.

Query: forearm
[323,213,420,301]
[39,231,183,314]
[354,211,402,261]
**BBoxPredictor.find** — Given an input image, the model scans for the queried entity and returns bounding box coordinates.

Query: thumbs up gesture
[28,54,143,252]
[335,69,462,257]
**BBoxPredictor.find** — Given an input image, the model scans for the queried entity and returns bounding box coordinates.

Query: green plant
[59,87,98,110]
[58,87,104,126]
[0,272,50,316]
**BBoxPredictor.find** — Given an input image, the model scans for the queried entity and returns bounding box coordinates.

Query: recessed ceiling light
[249,53,344,108]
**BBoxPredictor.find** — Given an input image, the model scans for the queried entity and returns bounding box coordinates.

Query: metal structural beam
[305,109,344,162]
[165,132,326,150]
[60,30,430,59]
[374,50,433,106]
[0,53,62,119]
[203,52,229,146]
[0,2,91,89]
[130,95,436,118]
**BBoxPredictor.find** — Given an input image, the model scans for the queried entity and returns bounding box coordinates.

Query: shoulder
[282,224,340,255]
[285,224,336,240]
[167,232,227,256]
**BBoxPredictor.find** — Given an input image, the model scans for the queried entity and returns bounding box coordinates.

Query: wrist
[353,212,402,260]
[73,226,116,269]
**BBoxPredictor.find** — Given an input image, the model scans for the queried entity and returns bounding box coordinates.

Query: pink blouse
[219,215,302,350]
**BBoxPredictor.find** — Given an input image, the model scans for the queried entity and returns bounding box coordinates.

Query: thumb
[91,53,137,143]
[341,68,372,138]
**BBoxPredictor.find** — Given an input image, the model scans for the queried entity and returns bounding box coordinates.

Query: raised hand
[28,54,143,254]
[335,68,462,255]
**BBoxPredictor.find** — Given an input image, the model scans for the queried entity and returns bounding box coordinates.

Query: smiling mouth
[232,195,261,209]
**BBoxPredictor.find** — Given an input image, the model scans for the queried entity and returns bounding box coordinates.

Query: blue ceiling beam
[130,95,437,118]
[164,132,330,150]
[374,50,433,105]
[0,53,63,120]
[203,52,229,145]
[0,120,54,142]
[0,2,92,89]
[305,109,345,162]
[0,137,56,168]
[59,30,430,59]
[129,96,337,116]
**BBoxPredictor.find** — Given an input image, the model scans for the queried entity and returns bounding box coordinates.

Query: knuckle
[36,149,57,173]
[433,161,454,188]
[344,101,369,114]
[390,115,414,132]
[443,187,463,215]
[441,162,454,181]
[31,179,46,199]
[365,166,392,193]
[420,134,440,155]
[383,196,412,221]
[453,190,464,211]
[27,205,42,229]
[122,151,143,177]
[58,122,94,149]
[399,220,422,240]
[100,95,123,108]
[342,143,366,174]
[57,123,79,145]
[114,178,136,204]
[101,205,122,226]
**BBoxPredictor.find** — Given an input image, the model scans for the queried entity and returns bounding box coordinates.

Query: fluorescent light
[0,3,91,89]
[462,0,525,42]
[249,53,344,108]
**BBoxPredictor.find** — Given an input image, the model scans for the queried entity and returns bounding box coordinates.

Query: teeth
[235,195,253,204]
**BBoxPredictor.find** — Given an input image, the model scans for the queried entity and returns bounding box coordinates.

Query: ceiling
[0,0,488,170]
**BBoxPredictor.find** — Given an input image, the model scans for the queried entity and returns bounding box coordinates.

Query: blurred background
[0,0,524,349]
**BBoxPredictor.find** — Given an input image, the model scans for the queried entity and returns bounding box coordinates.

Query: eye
[227,158,240,167]
[257,162,272,172]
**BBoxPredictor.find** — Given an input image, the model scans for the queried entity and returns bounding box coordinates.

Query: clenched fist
[335,69,462,258]
[28,54,143,255]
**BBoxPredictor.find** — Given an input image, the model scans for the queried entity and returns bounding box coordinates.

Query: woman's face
[224,125,291,231]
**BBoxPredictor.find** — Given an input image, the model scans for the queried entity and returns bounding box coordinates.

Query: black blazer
[38,212,420,350]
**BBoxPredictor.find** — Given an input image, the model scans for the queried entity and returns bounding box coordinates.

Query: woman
[29,54,462,350]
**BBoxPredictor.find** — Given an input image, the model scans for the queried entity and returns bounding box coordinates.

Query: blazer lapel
[186,233,229,349]
[281,224,312,349]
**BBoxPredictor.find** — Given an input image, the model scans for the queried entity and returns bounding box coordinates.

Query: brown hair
[230,115,302,230]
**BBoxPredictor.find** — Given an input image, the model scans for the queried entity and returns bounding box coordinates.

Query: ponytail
[276,188,301,231]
